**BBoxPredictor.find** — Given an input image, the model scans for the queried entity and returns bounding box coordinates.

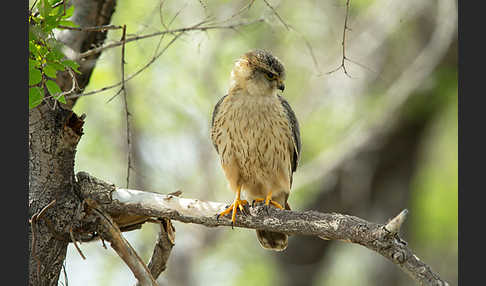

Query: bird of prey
[210,49,301,251]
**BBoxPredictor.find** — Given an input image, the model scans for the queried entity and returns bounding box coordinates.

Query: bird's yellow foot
[217,198,248,228]
[252,195,284,210]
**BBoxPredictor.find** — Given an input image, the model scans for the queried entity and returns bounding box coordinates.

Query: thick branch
[76,172,448,286]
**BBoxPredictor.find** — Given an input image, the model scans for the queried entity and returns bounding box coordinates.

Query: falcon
[210,49,301,251]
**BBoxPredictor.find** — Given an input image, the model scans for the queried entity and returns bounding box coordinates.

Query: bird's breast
[212,94,293,182]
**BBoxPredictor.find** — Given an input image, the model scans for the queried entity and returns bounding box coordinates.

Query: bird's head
[230,49,286,96]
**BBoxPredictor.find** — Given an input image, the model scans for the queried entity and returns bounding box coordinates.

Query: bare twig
[57,24,123,32]
[29,199,57,283]
[223,0,256,22]
[31,199,68,243]
[68,18,263,100]
[36,199,57,220]
[116,25,133,189]
[327,0,353,77]
[294,0,457,191]
[262,0,290,30]
[262,0,321,75]
[52,0,65,10]
[69,227,86,260]
[85,198,158,286]
[39,68,79,108]
[158,0,186,38]
[154,1,185,58]
[103,30,183,103]
[29,0,39,15]
[29,213,41,284]
[74,18,264,60]
[325,0,375,77]
[135,218,175,286]
[31,0,65,17]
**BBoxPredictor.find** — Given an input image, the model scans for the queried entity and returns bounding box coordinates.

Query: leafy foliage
[28,0,81,109]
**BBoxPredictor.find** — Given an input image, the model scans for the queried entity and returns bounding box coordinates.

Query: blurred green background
[40,0,457,285]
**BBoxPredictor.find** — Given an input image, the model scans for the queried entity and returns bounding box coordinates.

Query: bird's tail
[255,201,291,251]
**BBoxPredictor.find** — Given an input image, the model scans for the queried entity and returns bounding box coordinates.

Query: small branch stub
[385,209,409,235]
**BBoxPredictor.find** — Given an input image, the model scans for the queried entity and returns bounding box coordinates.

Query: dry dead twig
[68,18,264,100]
[69,227,86,260]
[57,24,123,32]
[262,0,322,75]
[327,0,353,77]
[134,218,175,286]
[84,198,158,286]
[29,199,58,283]
[114,25,133,189]
[73,18,264,61]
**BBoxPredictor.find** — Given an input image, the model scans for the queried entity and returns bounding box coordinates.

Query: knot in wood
[356,223,370,236]
[391,249,407,264]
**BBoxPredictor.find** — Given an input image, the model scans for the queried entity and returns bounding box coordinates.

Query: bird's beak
[277,80,285,91]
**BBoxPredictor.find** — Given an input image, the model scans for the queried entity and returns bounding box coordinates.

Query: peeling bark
[74,172,449,286]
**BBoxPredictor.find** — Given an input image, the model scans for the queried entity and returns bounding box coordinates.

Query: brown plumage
[211,49,301,251]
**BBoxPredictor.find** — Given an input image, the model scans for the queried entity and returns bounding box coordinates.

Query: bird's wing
[210,94,229,154]
[277,95,301,173]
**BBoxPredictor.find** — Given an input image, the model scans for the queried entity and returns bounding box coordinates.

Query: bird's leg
[217,186,248,228]
[252,191,284,210]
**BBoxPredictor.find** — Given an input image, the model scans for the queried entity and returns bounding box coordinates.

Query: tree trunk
[28,1,117,285]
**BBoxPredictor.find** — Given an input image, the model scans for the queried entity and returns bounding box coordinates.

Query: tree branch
[85,198,158,286]
[73,18,264,60]
[75,171,448,286]
[135,218,175,286]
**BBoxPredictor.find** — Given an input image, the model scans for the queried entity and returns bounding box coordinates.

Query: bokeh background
[41,0,458,285]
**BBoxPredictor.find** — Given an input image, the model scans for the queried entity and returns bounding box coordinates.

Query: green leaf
[29,41,36,54]
[62,5,75,19]
[29,87,44,109]
[43,15,59,32]
[39,0,52,18]
[29,68,42,85]
[59,20,79,28]
[47,49,64,61]
[44,64,58,78]
[45,79,62,96]
[29,28,37,42]
[29,59,40,69]
[62,60,81,73]
[37,44,49,58]
[49,1,64,17]
[56,95,67,104]
[48,60,66,71]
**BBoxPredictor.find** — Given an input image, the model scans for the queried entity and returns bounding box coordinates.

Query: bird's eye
[264,72,276,80]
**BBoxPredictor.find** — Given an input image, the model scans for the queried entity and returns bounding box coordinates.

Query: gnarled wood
[76,172,449,286]
[28,1,117,285]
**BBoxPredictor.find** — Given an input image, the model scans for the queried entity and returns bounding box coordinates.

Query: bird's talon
[238,202,248,215]
[217,198,248,227]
